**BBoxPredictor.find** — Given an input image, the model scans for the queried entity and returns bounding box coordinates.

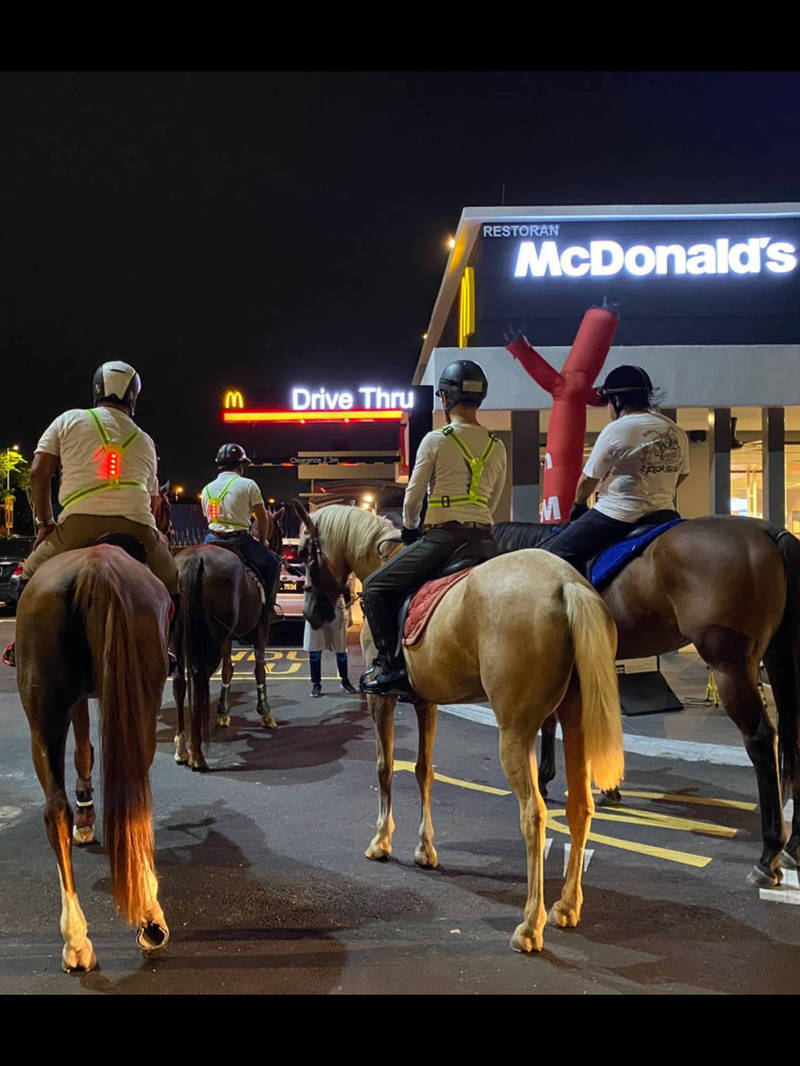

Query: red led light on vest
[208,501,220,521]
[105,449,121,479]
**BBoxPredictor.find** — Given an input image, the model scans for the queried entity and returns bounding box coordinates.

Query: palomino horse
[493,516,800,887]
[172,526,281,771]
[296,501,624,954]
[16,543,171,972]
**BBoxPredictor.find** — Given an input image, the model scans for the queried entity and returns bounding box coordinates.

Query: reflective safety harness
[428,424,499,510]
[203,475,248,528]
[60,409,146,512]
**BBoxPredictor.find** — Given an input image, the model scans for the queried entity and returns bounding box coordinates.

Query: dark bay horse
[493,515,800,887]
[171,517,282,771]
[16,544,171,971]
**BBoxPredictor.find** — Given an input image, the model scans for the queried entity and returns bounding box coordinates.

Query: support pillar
[762,407,785,526]
[709,408,731,515]
[510,410,540,522]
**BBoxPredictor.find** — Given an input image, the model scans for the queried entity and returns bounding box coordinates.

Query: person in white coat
[303,587,357,697]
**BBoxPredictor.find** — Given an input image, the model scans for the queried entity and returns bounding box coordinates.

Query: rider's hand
[33,520,56,548]
[401,526,422,545]
[569,502,589,523]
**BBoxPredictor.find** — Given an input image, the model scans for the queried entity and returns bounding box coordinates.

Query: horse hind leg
[30,706,97,972]
[71,698,96,845]
[172,657,189,765]
[217,638,233,728]
[254,625,276,729]
[762,646,800,870]
[549,678,593,931]
[496,717,548,953]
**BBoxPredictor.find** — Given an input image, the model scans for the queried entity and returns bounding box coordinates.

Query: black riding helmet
[438,359,489,409]
[215,443,251,469]
[597,365,653,417]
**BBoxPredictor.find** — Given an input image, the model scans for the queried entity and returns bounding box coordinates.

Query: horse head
[152,483,173,539]
[293,499,347,629]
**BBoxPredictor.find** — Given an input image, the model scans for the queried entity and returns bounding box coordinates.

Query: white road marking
[440,703,751,767]
[563,842,594,875]
[760,868,800,905]
[0,805,23,829]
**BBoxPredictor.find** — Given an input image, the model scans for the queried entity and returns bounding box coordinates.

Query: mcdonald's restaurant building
[413,203,800,530]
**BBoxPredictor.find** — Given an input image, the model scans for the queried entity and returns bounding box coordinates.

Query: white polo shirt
[584,410,690,522]
[36,407,158,527]
[201,472,264,533]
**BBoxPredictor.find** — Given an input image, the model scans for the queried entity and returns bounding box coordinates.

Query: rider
[543,365,690,576]
[361,359,507,697]
[201,443,281,600]
[2,361,179,666]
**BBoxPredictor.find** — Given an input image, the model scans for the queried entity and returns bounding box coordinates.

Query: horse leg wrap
[218,682,231,714]
[75,778,95,828]
[256,682,268,709]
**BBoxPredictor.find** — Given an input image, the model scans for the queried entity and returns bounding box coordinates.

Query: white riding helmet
[92,361,141,411]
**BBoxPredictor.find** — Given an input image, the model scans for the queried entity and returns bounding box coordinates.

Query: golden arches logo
[224,390,244,409]
[459,266,475,348]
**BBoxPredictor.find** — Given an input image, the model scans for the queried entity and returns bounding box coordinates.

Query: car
[273,538,306,622]
[0,536,34,612]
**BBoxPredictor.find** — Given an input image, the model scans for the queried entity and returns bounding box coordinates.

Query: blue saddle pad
[590,519,685,590]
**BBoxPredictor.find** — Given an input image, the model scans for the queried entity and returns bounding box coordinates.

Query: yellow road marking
[598,788,756,811]
[393,760,512,796]
[547,810,712,868]
[589,806,737,838]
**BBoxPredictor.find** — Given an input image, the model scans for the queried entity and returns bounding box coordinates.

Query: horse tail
[563,580,625,791]
[179,552,214,753]
[74,550,156,926]
[763,530,800,788]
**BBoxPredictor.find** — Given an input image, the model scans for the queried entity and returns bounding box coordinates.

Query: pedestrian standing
[303,587,357,697]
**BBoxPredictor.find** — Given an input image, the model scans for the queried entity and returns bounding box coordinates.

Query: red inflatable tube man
[506,306,620,523]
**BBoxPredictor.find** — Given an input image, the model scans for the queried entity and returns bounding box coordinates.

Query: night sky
[3,70,799,501]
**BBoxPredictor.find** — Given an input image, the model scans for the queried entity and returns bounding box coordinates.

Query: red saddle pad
[402,569,471,647]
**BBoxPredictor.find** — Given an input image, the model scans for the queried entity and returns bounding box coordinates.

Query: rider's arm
[30,451,59,540]
[252,503,269,546]
[402,433,437,530]
[488,440,508,516]
[677,473,689,488]
[574,473,600,506]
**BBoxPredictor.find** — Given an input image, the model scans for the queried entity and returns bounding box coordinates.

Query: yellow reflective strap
[435,426,497,506]
[61,478,149,510]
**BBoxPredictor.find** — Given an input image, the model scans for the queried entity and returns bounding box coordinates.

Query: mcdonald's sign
[224,389,244,409]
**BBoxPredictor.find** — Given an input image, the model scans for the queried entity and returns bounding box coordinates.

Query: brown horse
[297,501,624,954]
[16,543,171,972]
[493,515,800,887]
[171,535,280,771]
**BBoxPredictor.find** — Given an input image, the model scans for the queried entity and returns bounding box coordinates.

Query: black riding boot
[359,591,412,697]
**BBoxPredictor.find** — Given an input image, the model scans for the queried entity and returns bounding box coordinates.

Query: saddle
[588,510,684,590]
[206,536,269,605]
[398,536,498,651]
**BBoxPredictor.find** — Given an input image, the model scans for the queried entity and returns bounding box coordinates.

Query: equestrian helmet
[215,443,251,468]
[92,361,141,411]
[597,365,653,400]
[438,359,489,408]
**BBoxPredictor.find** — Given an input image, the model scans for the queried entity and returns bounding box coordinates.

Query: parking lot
[2,614,800,996]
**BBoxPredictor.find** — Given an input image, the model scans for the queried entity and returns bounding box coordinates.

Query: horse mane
[313,505,401,576]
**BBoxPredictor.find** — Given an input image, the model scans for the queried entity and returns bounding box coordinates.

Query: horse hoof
[190,763,210,773]
[62,941,97,973]
[414,848,439,870]
[510,924,543,954]
[137,922,170,953]
[365,843,391,861]
[599,787,622,807]
[260,715,277,729]
[174,754,188,765]
[217,715,231,728]
[747,863,781,887]
[548,902,579,929]
[73,825,95,846]
[781,848,800,869]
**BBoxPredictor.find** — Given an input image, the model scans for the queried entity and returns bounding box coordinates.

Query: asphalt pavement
[1,612,799,997]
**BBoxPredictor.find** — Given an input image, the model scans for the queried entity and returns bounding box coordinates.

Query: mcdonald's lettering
[224,390,244,409]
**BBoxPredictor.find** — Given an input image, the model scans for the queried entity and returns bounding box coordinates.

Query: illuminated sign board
[290,387,414,411]
[472,215,800,346]
[221,386,414,424]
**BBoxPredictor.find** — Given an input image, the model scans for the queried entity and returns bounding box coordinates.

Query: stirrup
[360,660,414,698]
[1,642,16,669]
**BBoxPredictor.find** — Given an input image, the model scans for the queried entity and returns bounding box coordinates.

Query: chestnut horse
[493,515,800,888]
[297,502,624,954]
[16,543,171,972]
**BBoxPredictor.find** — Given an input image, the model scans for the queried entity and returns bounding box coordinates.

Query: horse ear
[293,498,314,531]
[160,481,171,495]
